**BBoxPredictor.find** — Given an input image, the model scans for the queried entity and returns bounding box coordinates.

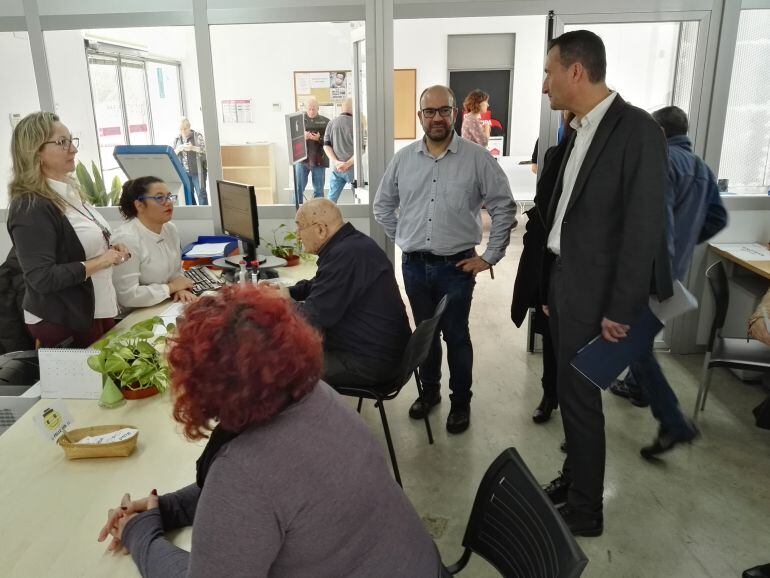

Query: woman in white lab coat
[112,177,196,310]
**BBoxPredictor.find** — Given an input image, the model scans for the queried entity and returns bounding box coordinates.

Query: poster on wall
[294,70,352,113]
[221,99,252,123]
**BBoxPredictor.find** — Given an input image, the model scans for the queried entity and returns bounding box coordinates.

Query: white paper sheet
[649,280,699,323]
[185,242,229,257]
[77,428,138,445]
[712,243,770,262]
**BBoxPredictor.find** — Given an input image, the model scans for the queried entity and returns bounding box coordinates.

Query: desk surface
[710,243,770,281]
[0,260,317,578]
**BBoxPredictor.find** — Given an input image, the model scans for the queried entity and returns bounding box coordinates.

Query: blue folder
[570,306,664,390]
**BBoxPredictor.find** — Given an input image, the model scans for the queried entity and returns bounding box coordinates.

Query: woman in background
[111,176,194,309]
[7,111,128,347]
[461,89,491,147]
[98,286,447,578]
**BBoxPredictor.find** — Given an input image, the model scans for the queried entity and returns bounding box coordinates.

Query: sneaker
[543,472,570,506]
[446,403,470,434]
[557,503,603,537]
[640,421,700,459]
[408,390,441,420]
[609,379,649,407]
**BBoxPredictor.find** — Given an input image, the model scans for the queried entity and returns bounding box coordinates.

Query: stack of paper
[185,242,230,258]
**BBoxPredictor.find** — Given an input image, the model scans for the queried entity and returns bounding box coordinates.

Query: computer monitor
[216,180,259,262]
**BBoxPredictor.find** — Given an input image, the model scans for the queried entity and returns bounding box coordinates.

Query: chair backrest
[395,295,449,387]
[705,261,729,350]
[461,448,588,578]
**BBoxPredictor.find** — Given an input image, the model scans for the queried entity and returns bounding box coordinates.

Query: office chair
[444,447,588,578]
[694,261,770,419]
[332,295,448,487]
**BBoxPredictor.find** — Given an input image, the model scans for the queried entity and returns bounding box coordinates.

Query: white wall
[393,15,547,157]
[0,32,39,209]
[209,22,355,197]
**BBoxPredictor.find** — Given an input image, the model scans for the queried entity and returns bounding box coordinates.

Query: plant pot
[284,254,300,267]
[121,384,159,400]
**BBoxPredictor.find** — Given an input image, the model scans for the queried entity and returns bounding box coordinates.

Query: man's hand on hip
[601,317,630,342]
[456,256,490,276]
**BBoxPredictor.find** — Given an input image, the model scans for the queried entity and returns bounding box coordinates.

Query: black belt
[404,249,474,263]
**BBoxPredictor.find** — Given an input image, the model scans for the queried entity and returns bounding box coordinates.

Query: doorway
[449,69,512,155]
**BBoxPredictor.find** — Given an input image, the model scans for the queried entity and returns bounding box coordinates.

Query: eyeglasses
[139,194,178,204]
[42,137,79,151]
[421,106,455,119]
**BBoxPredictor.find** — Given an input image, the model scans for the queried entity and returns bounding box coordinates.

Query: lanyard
[61,197,111,249]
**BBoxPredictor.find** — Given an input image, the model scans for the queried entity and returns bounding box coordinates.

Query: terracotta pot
[121,384,159,400]
[284,254,300,267]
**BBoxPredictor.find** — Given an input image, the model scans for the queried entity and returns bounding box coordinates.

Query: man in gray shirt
[324,97,356,204]
[374,85,516,434]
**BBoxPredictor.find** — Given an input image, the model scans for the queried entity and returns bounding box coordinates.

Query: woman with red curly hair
[461,88,491,147]
[97,285,446,577]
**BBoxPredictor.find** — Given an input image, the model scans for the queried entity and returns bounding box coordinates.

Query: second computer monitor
[216,180,259,261]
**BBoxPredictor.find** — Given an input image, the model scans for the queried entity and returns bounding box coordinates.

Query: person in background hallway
[511,112,575,425]
[539,31,671,537]
[98,286,447,577]
[112,176,196,310]
[173,118,208,205]
[609,105,727,457]
[374,85,517,434]
[323,98,355,204]
[295,97,330,205]
[7,112,129,348]
[266,198,411,392]
[461,89,491,148]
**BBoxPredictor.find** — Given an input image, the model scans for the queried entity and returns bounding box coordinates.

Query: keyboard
[184,266,225,296]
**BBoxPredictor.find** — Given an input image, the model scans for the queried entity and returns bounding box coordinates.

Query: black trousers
[548,260,605,515]
[534,308,558,401]
[323,349,400,394]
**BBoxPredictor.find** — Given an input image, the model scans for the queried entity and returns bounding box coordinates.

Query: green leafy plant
[263,223,303,260]
[87,316,175,395]
[75,160,122,206]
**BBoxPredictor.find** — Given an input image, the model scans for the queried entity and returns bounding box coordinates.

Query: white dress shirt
[547,91,618,255]
[24,178,118,323]
[111,219,184,309]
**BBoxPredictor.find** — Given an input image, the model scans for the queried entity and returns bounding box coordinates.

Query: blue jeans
[402,252,476,405]
[189,174,208,205]
[628,338,691,438]
[294,164,326,204]
[328,168,354,203]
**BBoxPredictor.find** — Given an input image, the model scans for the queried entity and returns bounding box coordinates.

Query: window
[718,9,770,194]
[86,47,184,184]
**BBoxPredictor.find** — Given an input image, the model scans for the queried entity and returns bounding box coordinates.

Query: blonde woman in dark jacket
[6,112,130,347]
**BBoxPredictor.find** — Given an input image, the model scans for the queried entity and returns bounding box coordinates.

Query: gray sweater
[122,382,445,577]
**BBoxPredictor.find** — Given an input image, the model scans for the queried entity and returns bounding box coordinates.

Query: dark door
[449,69,511,155]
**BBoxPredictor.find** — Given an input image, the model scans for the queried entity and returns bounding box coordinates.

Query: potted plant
[87,317,174,406]
[75,160,122,207]
[263,224,302,266]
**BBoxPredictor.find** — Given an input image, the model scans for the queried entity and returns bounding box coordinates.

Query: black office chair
[445,447,588,578]
[694,261,770,419]
[332,295,448,487]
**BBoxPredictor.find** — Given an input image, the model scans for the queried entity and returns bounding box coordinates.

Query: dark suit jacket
[542,94,673,326]
[7,194,95,332]
[510,140,570,327]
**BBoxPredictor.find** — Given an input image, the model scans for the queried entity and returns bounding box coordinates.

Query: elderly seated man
[269,198,411,391]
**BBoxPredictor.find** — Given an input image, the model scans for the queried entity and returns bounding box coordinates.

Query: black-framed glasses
[42,137,79,151]
[139,194,178,204]
[421,106,455,119]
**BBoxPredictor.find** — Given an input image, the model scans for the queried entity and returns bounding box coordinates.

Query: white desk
[0,260,318,577]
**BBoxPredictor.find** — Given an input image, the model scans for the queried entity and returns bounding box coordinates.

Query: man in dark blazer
[539,30,671,537]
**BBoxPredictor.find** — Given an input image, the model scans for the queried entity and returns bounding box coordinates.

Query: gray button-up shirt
[374,133,516,265]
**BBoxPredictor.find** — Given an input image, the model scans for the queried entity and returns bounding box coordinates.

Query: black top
[290,223,410,364]
[7,194,95,332]
[303,114,330,168]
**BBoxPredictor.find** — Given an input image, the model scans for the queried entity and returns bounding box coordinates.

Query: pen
[489,266,494,280]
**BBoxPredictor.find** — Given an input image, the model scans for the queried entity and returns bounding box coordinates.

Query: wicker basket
[58,425,139,460]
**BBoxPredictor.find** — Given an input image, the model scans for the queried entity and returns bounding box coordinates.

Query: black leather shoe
[557,504,603,537]
[446,403,470,434]
[560,439,567,453]
[743,563,770,578]
[640,422,700,459]
[609,379,649,407]
[543,472,570,506]
[408,390,441,420]
[532,395,558,424]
